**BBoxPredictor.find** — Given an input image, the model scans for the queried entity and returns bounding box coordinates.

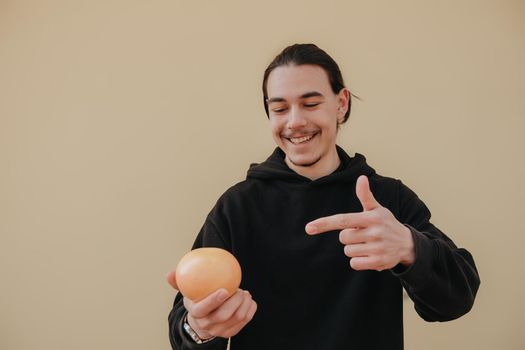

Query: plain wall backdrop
[1,0,524,349]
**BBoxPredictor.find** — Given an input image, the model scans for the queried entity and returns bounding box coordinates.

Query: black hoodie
[169,146,480,350]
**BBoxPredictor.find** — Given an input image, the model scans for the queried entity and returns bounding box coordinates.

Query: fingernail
[217,290,228,302]
[305,224,317,235]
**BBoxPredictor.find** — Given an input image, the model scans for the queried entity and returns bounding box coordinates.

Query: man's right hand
[166,271,257,339]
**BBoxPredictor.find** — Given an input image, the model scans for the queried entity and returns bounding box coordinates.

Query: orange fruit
[175,247,242,301]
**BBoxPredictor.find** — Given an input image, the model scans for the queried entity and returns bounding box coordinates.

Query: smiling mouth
[287,133,317,145]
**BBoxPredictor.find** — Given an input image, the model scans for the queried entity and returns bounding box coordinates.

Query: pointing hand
[306,175,415,271]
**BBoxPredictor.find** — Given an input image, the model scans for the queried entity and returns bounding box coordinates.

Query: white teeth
[289,134,314,144]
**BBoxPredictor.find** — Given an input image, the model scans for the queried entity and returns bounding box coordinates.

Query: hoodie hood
[247,145,376,185]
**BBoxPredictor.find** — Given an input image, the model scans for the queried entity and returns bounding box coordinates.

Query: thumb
[356,175,380,211]
[166,270,179,290]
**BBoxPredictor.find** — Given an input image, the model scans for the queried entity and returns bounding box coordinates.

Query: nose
[287,106,307,130]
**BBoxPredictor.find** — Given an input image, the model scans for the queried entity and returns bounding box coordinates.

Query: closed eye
[304,102,321,108]
[271,107,288,114]
[269,102,289,114]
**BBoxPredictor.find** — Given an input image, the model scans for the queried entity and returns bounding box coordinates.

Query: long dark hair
[262,43,354,123]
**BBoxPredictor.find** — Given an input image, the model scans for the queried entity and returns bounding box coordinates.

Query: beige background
[1,0,524,349]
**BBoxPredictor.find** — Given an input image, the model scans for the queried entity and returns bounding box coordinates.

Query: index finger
[306,212,371,235]
[188,288,231,318]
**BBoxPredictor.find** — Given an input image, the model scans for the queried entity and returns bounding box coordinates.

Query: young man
[167,44,480,350]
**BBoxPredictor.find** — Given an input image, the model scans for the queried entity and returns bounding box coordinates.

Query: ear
[337,88,350,124]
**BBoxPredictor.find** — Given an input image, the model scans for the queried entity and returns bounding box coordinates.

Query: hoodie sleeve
[168,214,230,350]
[391,180,480,322]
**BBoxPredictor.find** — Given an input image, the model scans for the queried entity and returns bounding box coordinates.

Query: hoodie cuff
[391,225,435,290]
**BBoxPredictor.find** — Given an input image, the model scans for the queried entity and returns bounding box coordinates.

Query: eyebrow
[266,91,324,104]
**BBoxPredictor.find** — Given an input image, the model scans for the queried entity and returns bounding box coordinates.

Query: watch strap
[183,313,216,344]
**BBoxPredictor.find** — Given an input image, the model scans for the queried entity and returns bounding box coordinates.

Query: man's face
[266,64,348,177]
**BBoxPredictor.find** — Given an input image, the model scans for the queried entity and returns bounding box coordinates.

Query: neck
[285,146,341,180]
